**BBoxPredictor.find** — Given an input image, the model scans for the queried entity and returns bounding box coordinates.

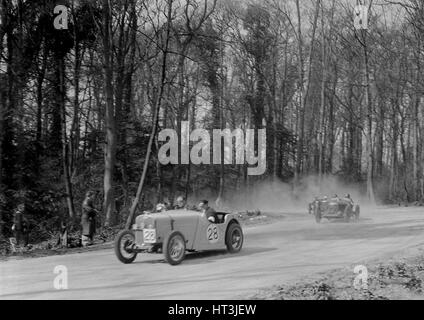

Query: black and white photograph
[0,0,424,305]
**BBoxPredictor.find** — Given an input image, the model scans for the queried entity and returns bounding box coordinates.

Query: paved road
[1,206,424,300]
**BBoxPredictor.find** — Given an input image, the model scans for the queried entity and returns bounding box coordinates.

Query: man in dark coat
[12,204,29,246]
[81,191,98,247]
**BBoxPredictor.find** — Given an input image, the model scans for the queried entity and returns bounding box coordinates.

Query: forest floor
[0,211,285,261]
[248,245,424,300]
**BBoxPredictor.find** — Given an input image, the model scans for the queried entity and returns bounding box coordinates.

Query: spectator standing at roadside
[81,191,98,247]
[12,204,29,246]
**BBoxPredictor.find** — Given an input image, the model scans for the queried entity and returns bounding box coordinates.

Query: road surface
[1,206,424,300]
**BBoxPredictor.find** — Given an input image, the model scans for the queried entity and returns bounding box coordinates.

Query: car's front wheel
[163,231,186,265]
[226,223,243,253]
[114,230,137,264]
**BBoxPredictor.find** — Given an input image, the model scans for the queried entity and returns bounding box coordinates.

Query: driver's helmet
[345,193,351,199]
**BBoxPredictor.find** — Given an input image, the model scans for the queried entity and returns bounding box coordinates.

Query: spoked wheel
[163,231,186,265]
[226,223,244,253]
[114,230,137,264]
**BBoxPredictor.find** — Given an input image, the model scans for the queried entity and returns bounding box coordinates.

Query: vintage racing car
[309,196,360,223]
[114,209,244,265]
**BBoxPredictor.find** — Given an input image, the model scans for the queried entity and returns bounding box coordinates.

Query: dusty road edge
[247,244,424,300]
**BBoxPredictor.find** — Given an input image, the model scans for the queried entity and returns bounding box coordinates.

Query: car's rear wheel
[163,231,186,265]
[114,230,137,264]
[226,223,243,253]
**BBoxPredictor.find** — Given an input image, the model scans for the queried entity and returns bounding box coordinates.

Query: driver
[174,196,188,210]
[199,200,216,223]
[344,193,354,205]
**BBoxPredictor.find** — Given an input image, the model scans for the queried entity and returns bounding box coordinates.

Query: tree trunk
[375,101,384,177]
[56,52,76,220]
[390,102,398,201]
[71,41,82,177]
[294,0,320,185]
[413,43,422,202]
[35,42,48,175]
[362,29,376,203]
[318,0,326,183]
[216,38,225,208]
[103,0,117,226]
[0,0,5,193]
[125,0,173,229]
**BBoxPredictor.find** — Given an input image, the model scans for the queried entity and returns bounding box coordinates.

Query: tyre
[314,205,322,223]
[163,231,186,265]
[226,223,243,253]
[114,230,137,264]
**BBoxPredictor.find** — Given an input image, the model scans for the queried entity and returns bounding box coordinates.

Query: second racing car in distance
[114,210,244,265]
[308,195,360,223]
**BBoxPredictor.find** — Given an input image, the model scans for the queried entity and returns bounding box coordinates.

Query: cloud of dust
[222,175,376,213]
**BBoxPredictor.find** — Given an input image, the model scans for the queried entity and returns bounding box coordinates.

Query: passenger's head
[17,204,25,212]
[175,196,186,208]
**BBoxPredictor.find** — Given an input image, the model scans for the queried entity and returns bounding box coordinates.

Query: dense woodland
[0,0,423,240]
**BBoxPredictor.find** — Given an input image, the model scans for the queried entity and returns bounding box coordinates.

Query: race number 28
[207,225,219,244]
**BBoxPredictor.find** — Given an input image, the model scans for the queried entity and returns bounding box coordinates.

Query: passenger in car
[155,203,167,213]
[343,193,354,205]
[174,196,188,210]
